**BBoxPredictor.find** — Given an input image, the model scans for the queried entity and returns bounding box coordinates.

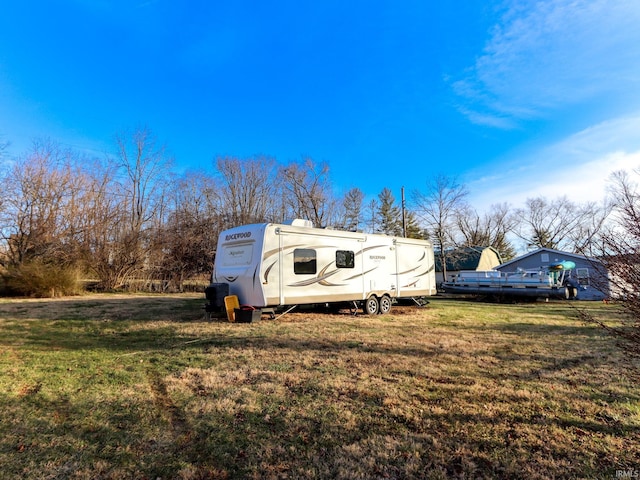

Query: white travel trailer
[207,220,436,315]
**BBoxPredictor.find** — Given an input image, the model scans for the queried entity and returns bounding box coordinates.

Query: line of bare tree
[0,128,612,296]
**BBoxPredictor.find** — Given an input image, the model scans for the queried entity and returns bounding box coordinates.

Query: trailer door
[363,243,396,297]
[395,239,436,297]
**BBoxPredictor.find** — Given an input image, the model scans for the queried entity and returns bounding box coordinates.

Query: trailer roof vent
[283,219,314,228]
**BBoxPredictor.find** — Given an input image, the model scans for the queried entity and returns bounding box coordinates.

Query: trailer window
[336,250,355,268]
[294,248,316,274]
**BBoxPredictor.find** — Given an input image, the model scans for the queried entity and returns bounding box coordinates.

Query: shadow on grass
[3,378,635,480]
[0,387,229,479]
[0,364,640,479]
[0,295,206,322]
[491,321,607,337]
[0,317,449,360]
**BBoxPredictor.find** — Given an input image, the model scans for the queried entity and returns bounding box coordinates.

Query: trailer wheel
[364,296,379,315]
[378,295,392,314]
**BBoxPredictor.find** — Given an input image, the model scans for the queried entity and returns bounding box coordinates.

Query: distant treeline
[0,128,610,296]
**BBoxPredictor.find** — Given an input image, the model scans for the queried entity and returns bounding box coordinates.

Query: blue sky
[2,0,640,211]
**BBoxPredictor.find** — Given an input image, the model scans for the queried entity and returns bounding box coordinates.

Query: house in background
[495,247,608,301]
[435,246,502,284]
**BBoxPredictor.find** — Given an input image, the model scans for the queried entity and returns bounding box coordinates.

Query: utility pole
[401,186,406,238]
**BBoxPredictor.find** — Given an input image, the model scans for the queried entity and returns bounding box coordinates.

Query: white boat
[442,261,579,299]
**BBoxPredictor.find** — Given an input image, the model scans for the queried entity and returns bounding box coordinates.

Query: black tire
[378,295,392,314]
[364,296,379,315]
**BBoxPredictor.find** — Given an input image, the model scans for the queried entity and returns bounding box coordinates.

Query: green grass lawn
[0,294,638,479]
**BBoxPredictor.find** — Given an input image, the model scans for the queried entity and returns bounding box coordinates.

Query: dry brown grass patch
[0,295,638,478]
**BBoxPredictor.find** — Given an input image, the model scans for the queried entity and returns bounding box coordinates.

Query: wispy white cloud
[465,115,640,209]
[454,0,640,126]
[454,105,517,130]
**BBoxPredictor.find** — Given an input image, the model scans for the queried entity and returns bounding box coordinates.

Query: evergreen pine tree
[404,210,425,239]
[377,188,403,236]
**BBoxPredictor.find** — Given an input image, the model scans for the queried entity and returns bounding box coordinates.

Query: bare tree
[580,170,640,356]
[149,171,221,291]
[0,137,8,161]
[279,158,336,227]
[566,201,612,253]
[0,140,92,295]
[514,196,604,252]
[215,156,278,228]
[456,202,518,260]
[116,127,172,232]
[0,145,6,267]
[80,158,135,290]
[86,127,172,290]
[412,175,468,282]
[0,140,87,267]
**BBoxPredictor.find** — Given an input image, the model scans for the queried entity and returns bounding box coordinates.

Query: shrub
[2,260,83,297]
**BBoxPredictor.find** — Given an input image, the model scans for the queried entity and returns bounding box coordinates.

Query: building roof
[435,246,501,272]
[496,247,599,270]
